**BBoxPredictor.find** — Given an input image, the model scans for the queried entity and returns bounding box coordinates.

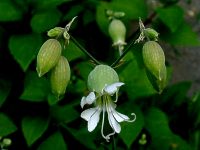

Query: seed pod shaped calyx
[142,41,167,93]
[36,39,61,77]
[88,65,119,93]
[50,56,71,99]
[108,19,126,47]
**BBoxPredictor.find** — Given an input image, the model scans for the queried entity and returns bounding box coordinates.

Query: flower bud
[50,56,70,98]
[36,39,62,77]
[108,19,126,46]
[47,27,64,38]
[2,138,12,146]
[87,65,119,93]
[142,41,167,93]
[144,28,159,41]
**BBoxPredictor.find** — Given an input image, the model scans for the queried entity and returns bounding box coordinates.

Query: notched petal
[86,92,96,104]
[104,82,124,95]
[80,96,86,108]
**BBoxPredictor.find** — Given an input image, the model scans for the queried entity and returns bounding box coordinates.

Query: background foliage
[0,0,200,149]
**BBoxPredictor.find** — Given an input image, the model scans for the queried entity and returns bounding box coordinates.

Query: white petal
[107,107,121,133]
[112,109,130,122]
[81,107,102,132]
[80,96,86,108]
[86,92,96,104]
[88,108,101,132]
[104,82,124,95]
[81,108,97,121]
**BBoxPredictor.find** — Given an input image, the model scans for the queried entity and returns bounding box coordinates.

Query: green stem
[112,135,116,150]
[111,12,157,67]
[70,36,101,65]
[111,39,135,67]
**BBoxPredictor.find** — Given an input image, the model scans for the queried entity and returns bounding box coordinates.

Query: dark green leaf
[31,9,62,33]
[162,81,191,106]
[8,34,42,71]
[50,104,79,123]
[96,0,147,34]
[156,5,184,32]
[0,79,11,108]
[145,108,192,150]
[119,50,156,100]
[64,126,97,149]
[37,131,67,150]
[63,4,84,22]
[0,0,23,21]
[0,113,17,136]
[63,40,85,62]
[120,106,144,148]
[161,22,200,46]
[22,117,49,146]
[20,71,50,102]
[33,0,70,9]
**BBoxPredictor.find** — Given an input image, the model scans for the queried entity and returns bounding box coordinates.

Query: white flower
[80,82,136,142]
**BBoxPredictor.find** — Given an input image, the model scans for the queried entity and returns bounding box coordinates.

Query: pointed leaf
[31,9,62,33]
[120,106,144,148]
[8,34,42,71]
[0,0,23,21]
[0,79,11,108]
[20,71,50,102]
[0,113,17,136]
[37,131,67,150]
[22,117,49,146]
[156,5,184,32]
[161,22,200,46]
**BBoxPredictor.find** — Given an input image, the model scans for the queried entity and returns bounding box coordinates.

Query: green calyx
[36,39,62,77]
[50,56,71,99]
[142,41,167,93]
[87,65,119,93]
[108,19,126,46]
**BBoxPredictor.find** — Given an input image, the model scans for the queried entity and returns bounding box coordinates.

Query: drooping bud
[2,138,12,147]
[36,39,62,77]
[108,19,126,47]
[142,41,167,93]
[50,56,71,98]
[47,27,64,38]
[87,65,119,93]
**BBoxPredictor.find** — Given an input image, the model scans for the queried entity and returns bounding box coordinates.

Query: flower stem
[111,39,135,67]
[112,135,116,150]
[70,36,101,65]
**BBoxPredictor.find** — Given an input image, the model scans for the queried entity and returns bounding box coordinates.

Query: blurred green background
[0,0,200,149]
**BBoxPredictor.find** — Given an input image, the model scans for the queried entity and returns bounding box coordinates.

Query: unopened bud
[50,56,71,99]
[87,65,119,93]
[2,138,12,146]
[36,39,62,77]
[47,27,64,38]
[144,28,159,41]
[142,41,167,93]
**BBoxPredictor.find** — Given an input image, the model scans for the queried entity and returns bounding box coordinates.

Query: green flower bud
[142,41,165,77]
[87,65,119,93]
[142,41,167,93]
[50,56,70,98]
[36,39,62,77]
[108,19,126,46]
[144,28,159,41]
[47,27,64,38]
[2,138,12,146]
